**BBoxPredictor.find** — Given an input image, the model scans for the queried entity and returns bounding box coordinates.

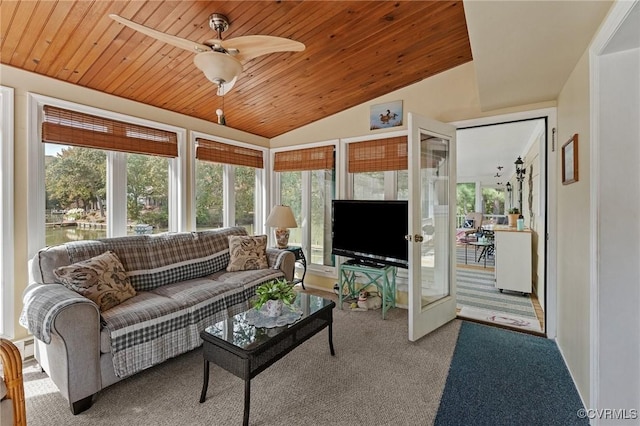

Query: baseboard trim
[12,336,35,361]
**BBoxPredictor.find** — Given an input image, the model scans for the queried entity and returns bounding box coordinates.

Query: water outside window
[44,144,107,245]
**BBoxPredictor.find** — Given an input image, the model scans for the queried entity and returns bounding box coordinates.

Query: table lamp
[265,205,298,249]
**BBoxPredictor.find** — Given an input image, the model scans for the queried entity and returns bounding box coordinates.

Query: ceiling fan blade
[222,35,305,62]
[217,76,237,96]
[109,14,210,53]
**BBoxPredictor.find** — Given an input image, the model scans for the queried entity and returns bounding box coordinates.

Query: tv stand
[338,261,397,319]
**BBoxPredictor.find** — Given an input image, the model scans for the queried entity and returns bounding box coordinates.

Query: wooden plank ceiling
[1,1,472,139]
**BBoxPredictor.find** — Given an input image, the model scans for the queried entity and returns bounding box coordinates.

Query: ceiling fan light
[194,52,242,87]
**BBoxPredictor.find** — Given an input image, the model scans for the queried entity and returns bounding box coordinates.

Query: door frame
[452,107,557,339]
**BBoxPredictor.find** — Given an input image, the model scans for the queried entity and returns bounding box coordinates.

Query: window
[481,186,505,218]
[44,144,107,245]
[126,153,169,234]
[347,136,408,200]
[1,86,14,337]
[193,134,266,234]
[273,144,336,269]
[28,95,186,257]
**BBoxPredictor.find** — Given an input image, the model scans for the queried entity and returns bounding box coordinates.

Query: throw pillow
[227,235,269,272]
[53,250,136,312]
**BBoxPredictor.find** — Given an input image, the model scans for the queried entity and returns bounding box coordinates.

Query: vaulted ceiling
[0,1,472,138]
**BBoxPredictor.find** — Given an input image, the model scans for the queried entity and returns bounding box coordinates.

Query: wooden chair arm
[0,338,26,426]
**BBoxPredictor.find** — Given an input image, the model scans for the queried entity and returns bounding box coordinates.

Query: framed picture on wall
[562,134,579,185]
[369,100,403,130]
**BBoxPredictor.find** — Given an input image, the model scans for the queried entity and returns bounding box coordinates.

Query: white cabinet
[494,229,532,294]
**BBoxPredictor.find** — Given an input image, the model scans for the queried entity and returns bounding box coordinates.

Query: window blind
[348,136,407,173]
[42,105,178,157]
[273,146,334,172]
[196,137,264,169]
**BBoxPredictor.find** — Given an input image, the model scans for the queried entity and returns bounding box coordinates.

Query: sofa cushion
[100,291,184,336]
[62,227,248,291]
[150,277,241,308]
[227,235,269,272]
[53,251,136,312]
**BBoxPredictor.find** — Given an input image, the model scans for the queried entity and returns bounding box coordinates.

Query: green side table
[338,260,397,319]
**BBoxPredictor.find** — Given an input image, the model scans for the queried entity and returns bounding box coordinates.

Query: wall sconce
[514,156,526,213]
[265,205,298,248]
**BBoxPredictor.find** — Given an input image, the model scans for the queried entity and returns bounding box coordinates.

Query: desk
[282,246,306,289]
[338,261,396,319]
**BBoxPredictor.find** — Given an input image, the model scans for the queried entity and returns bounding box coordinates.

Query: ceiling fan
[109,13,305,96]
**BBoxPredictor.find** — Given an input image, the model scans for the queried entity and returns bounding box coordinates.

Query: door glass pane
[126,153,169,234]
[234,166,256,235]
[195,161,224,230]
[420,134,450,309]
[45,144,107,245]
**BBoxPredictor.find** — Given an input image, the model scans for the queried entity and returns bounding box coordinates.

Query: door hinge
[552,128,556,152]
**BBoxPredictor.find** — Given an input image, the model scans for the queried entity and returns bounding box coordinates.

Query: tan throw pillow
[227,235,269,272]
[54,250,136,312]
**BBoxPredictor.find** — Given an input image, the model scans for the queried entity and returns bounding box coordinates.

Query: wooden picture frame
[562,134,579,185]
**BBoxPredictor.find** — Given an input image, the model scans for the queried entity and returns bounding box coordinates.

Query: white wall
[271,62,556,148]
[596,45,640,416]
[556,49,593,405]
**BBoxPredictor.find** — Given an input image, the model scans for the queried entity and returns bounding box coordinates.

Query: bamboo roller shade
[42,105,178,157]
[196,138,264,169]
[348,136,408,173]
[273,146,334,172]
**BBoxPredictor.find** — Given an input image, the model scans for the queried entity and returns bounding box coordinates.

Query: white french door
[407,113,457,341]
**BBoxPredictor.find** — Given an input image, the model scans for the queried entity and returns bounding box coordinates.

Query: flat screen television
[331,199,408,269]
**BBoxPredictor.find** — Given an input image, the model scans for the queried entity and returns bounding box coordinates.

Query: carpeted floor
[22,306,583,425]
[23,307,461,426]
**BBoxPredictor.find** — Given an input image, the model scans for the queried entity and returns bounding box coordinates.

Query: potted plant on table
[508,208,520,227]
[253,279,296,317]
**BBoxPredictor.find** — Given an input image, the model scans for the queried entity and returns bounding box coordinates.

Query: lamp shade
[265,205,297,229]
[193,51,242,86]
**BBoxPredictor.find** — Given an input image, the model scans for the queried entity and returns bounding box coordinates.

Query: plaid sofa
[24,227,295,414]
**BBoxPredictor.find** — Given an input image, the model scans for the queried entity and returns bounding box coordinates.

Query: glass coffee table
[199,293,335,426]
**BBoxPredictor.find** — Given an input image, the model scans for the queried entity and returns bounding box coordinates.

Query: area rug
[456,245,495,268]
[456,267,541,332]
[435,321,588,426]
